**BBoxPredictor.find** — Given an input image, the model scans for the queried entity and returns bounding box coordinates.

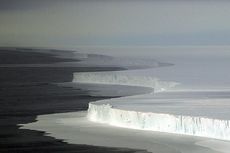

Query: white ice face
[73,71,178,93]
[21,46,230,153]
[88,102,230,141]
[21,111,230,153]
[71,46,230,141]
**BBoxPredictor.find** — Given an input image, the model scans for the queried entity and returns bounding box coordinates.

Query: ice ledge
[73,72,178,92]
[87,102,230,141]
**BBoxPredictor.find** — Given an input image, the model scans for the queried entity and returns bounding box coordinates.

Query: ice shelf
[73,72,178,92]
[73,70,230,141]
[72,50,230,141]
[87,102,230,141]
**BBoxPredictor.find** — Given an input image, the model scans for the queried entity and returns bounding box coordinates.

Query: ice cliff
[73,66,230,141]
[88,102,230,141]
[73,72,178,92]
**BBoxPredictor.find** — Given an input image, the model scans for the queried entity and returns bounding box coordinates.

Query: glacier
[20,46,230,153]
[87,102,230,141]
[73,72,178,92]
[71,49,230,141]
[73,70,230,141]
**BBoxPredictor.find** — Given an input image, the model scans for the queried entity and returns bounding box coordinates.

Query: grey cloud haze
[1,0,230,47]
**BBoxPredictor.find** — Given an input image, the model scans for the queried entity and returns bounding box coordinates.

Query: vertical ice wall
[88,103,230,141]
[72,50,230,141]
[73,72,178,92]
[73,70,230,141]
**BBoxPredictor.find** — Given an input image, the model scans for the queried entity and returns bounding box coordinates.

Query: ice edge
[73,71,230,141]
[88,103,230,141]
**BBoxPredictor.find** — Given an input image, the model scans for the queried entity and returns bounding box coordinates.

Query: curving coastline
[19,48,230,153]
[73,71,178,92]
[73,63,230,141]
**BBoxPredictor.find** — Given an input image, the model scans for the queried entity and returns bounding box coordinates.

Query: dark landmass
[0,48,76,64]
[0,48,148,153]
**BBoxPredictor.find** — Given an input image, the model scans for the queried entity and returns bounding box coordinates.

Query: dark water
[0,48,149,153]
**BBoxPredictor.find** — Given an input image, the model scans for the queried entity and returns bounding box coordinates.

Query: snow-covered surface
[73,71,178,92]
[88,100,230,140]
[89,92,230,120]
[20,111,230,153]
[71,47,230,140]
[21,46,230,152]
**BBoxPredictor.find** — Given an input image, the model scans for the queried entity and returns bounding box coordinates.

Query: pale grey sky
[1,0,230,47]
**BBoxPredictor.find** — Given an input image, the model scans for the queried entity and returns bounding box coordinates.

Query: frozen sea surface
[21,111,230,153]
